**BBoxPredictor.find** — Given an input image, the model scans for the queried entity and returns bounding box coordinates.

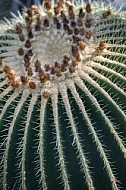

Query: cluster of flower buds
[0,0,110,98]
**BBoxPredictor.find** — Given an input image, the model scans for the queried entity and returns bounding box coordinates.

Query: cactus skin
[0,0,126,190]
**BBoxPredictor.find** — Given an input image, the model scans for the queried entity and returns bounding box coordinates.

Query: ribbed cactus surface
[0,1,126,190]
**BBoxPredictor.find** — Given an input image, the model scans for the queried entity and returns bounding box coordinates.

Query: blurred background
[0,0,126,20]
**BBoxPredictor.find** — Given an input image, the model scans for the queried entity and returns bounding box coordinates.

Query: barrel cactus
[0,0,126,189]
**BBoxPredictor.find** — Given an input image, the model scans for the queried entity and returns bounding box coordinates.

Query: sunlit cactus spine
[0,0,126,190]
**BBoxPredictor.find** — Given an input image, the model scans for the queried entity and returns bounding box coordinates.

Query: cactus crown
[0,0,126,190]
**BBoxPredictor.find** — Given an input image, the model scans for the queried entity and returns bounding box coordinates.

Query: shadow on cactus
[0,0,126,189]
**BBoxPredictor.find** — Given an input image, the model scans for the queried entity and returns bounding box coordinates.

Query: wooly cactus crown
[0,0,126,190]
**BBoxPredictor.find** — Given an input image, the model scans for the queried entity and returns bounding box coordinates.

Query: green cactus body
[0,0,126,190]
